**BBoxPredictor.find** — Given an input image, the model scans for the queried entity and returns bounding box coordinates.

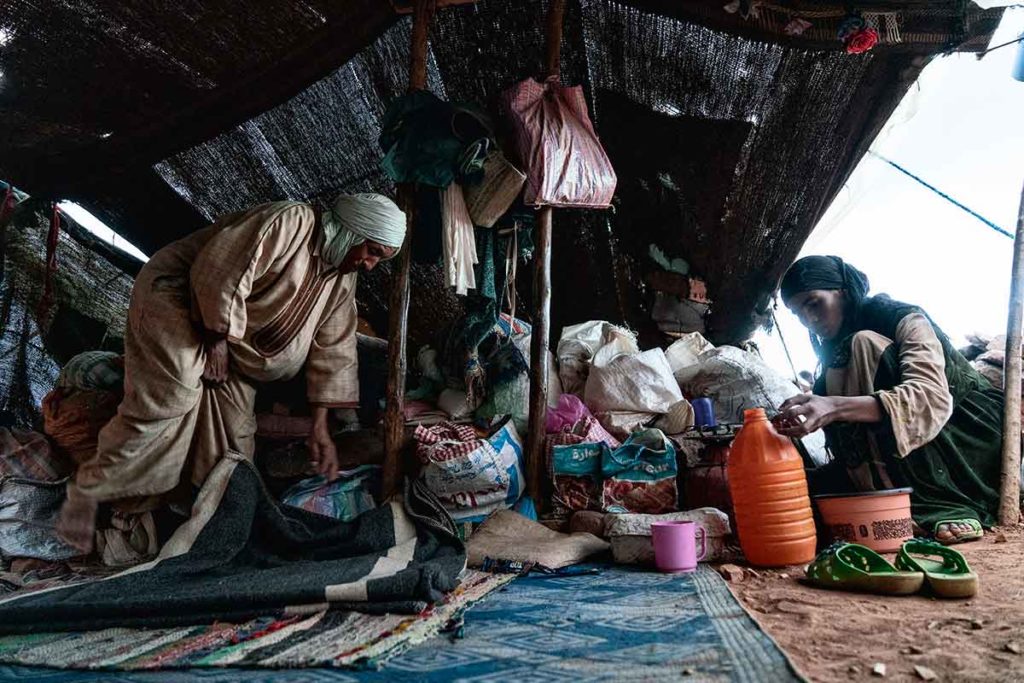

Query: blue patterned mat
[0,565,801,682]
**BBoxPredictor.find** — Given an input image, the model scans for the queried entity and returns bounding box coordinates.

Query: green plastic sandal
[805,542,924,596]
[933,518,984,545]
[895,539,978,599]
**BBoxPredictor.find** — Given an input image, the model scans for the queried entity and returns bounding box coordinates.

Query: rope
[868,150,1013,240]
[772,310,801,385]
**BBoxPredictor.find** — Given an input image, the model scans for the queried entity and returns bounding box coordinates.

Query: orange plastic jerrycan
[727,408,817,567]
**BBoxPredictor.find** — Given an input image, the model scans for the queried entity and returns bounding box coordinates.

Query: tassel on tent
[884,13,903,44]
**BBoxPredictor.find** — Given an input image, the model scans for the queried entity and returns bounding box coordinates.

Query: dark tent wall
[0,199,136,426]
[0,1,1004,351]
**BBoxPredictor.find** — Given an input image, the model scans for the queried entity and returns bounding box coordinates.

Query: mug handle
[695,524,707,562]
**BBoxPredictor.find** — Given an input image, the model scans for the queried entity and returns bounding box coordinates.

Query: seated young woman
[773,255,1003,545]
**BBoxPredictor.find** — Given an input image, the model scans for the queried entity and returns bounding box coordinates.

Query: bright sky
[58,201,149,262]
[756,8,1024,378]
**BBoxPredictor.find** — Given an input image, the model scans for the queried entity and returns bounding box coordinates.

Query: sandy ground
[726,525,1024,683]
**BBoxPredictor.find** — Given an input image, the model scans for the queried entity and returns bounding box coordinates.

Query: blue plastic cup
[692,398,717,428]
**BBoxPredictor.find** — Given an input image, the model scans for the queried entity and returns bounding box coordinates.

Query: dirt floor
[726,525,1024,683]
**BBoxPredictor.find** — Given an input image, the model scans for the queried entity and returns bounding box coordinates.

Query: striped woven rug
[0,570,513,670]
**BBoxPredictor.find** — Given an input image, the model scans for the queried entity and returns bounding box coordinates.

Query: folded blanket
[0,453,466,633]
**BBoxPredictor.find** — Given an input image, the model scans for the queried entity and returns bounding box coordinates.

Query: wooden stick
[382,0,437,499]
[544,0,567,77]
[527,208,554,502]
[999,178,1024,525]
[524,0,566,504]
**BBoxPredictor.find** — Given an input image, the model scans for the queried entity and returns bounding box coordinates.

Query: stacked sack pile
[539,320,829,568]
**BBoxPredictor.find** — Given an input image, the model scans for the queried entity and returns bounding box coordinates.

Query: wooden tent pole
[999,179,1024,525]
[383,0,437,499]
[525,0,566,505]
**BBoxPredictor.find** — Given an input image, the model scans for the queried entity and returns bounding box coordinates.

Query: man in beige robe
[59,194,407,553]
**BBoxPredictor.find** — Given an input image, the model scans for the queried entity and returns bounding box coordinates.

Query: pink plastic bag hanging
[501,76,617,208]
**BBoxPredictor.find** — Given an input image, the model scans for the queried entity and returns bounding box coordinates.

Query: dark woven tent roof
[0,0,1004,359]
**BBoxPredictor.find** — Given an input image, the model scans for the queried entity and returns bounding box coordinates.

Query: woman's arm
[775,313,953,451]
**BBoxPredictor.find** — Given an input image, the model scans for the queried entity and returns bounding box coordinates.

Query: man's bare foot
[57,487,99,555]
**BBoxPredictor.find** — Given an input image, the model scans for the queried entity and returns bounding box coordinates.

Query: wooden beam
[382,0,437,500]
[999,179,1024,526]
[525,0,566,505]
[391,0,475,13]
[7,0,397,197]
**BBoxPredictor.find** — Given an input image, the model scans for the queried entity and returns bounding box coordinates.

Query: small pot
[814,488,913,553]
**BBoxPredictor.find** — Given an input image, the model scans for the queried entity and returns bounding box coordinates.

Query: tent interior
[0,2,1017,679]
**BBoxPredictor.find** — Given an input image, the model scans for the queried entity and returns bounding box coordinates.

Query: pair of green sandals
[806,540,978,599]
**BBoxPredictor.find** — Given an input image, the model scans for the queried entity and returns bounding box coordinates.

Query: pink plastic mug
[651,520,707,573]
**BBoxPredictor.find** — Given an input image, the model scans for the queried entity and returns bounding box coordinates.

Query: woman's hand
[307,407,340,481]
[773,394,841,437]
[202,337,229,384]
[773,394,884,437]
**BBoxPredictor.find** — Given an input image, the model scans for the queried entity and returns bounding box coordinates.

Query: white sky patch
[0,27,14,47]
[58,202,149,262]
[754,8,1024,378]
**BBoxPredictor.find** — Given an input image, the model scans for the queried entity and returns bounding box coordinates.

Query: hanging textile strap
[0,186,14,226]
[37,203,61,322]
[503,223,519,323]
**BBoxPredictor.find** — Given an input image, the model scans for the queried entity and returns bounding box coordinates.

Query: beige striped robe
[75,201,359,505]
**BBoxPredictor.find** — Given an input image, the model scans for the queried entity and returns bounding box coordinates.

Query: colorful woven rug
[0,565,801,682]
[0,570,513,670]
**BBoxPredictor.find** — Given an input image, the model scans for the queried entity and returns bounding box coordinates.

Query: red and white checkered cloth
[414,422,483,464]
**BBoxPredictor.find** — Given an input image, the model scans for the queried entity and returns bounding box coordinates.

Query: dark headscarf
[780,255,878,365]
[780,255,870,305]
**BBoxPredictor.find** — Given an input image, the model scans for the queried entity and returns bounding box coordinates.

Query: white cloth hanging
[442,184,478,295]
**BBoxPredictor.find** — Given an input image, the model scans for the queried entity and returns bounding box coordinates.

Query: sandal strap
[898,538,972,573]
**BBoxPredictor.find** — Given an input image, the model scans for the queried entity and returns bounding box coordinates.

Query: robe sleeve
[306,272,360,407]
[875,313,954,457]
[190,203,313,342]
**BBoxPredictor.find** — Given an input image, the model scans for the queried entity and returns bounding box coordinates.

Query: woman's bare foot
[56,487,99,555]
[934,519,983,545]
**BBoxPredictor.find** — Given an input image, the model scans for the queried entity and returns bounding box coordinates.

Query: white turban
[321,193,407,267]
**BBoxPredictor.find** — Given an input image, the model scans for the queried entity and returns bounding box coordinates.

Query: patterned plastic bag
[415,420,525,522]
[550,440,607,520]
[601,429,678,514]
[281,466,380,522]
